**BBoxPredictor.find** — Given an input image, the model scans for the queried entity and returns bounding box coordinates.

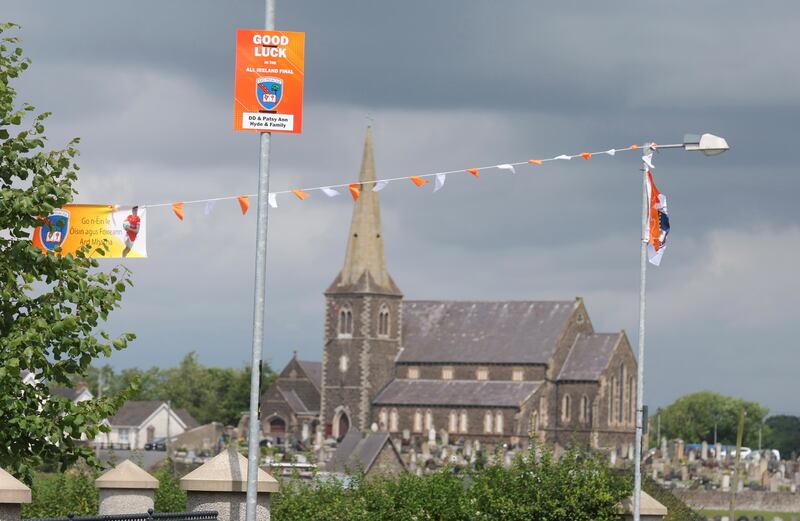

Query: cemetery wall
[674,489,800,513]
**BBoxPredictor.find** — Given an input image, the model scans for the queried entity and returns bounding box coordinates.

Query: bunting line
[134,143,664,216]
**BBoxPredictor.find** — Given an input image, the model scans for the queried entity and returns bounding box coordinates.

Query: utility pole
[245,1,276,520]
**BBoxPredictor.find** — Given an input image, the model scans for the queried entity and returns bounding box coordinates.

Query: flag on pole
[644,170,670,266]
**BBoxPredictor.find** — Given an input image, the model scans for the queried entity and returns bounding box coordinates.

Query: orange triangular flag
[410,176,428,187]
[528,159,543,166]
[349,183,361,202]
[581,152,592,160]
[172,202,184,221]
[237,196,249,214]
[467,168,479,178]
[292,189,309,201]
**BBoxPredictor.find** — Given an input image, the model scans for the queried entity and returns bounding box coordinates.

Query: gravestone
[701,441,709,460]
[722,473,731,492]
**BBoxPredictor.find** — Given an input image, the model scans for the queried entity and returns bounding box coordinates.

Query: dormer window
[441,366,454,380]
[476,367,489,381]
[378,304,390,337]
[512,367,524,381]
[407,366,419,379]
[338,305,353,337]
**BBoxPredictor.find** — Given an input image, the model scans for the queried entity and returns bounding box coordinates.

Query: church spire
[327,126,401,296]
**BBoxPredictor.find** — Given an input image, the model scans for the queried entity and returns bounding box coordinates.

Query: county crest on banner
[256,76,283,110]
[39,208,70,252]
[645,170,670,266]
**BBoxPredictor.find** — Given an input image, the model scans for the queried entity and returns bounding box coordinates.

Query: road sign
[234,29,305,133]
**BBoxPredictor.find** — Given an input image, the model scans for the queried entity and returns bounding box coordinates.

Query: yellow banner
[32,204,147,258]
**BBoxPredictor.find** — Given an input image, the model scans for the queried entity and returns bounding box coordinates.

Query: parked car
[145,437,167,451]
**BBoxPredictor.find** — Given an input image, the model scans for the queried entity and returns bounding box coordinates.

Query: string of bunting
[137,144,645,220]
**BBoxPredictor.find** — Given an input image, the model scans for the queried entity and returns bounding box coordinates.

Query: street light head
[683,133,730,156]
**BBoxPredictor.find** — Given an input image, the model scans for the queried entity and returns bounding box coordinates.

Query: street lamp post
[632,134,729,521]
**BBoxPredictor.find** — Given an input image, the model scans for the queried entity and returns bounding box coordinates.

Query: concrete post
[618,490,668,521]
[95,459,159,515]
[181,449,279,521]
[0,467,32,521]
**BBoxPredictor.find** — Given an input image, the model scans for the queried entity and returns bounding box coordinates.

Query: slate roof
[372,379,542,408]
[557,333,620,381]
[279,387,317,415]
[327,431,403,474]
[109,400,198,429]
[50,385,83,401]
[298,360,322,391]
[397,300,576,365]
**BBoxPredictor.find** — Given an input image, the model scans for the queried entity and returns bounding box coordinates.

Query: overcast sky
[5,1,799,414]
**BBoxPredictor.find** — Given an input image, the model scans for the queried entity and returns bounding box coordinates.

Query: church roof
[557,333,621,381]
[327,431,402,474]
[297,360,322,391]
[326,126,402,296]
[397,300,577,365]
[278,387,318,415]
[372,379,542,408]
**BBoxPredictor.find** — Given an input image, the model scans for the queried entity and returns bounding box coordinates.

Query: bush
[21,467,99,518]
[152,461,187,512]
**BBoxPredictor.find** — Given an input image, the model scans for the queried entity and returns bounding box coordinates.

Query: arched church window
[494,411,504,434]
[562,394,571,423]
[530,411,539,434]
[459,409,469,433]
[389,408,399,431]
[483,410,493,434]
[413,409,423,433]
[424,409,433,431]
[627,376,635,425]
[379,408,388,431]
[449,410,458,433]
[378,304,390,336]
[338,305,353,337]
[580,395,590,424]
[618,364,625,424]
[339,354,349,373]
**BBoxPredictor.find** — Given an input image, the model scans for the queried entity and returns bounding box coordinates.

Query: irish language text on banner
[32,205,147,258]
[234,29,305,133]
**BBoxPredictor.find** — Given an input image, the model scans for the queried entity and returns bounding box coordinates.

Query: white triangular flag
[204,200,216,216]
[604,149,616,156]
[555,155,572,160]
[321,187,339,197]
[433,173,446,193]
[372,180,389,192]
[496,164,516,174]
[268,193,278,208]
[642,154,654,170]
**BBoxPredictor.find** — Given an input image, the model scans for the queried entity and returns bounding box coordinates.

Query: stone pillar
[181,449,279,521]
[617,490,668,520]
[0,467,31,521]
[95,459,159,515]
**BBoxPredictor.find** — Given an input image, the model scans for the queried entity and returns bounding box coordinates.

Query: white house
[98,400,199,450]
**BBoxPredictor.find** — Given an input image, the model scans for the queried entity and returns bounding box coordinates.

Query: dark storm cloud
[4,1,799,414]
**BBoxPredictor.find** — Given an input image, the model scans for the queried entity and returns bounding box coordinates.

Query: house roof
[372,379,542,408]
[557,333,620,381]
[297,360,322,391]
[278,387,318,415]
[327,431,402,474]
[109,400,197,429]
[50,385,83,401]
[397,300,577,365]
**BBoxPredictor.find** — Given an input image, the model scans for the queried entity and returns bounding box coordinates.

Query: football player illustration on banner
[122,205,141,257]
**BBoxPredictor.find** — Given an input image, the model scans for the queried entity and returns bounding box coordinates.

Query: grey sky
[5,1,799,414]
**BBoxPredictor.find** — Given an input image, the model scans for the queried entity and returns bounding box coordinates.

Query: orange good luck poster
[233,29,305,133]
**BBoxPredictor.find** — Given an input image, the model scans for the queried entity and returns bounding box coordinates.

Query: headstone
[422,442,430,457]
[0,467,31,521]
[681,465,689,482]
[371,422,378,432]
[474,440,481,453]
[674,439,685,462]
[428,428,436,444]
[464,441,473,457]
[722,473,731,492]
[610,449,617,466]
[181,449,279,521]
[701,441,709,460]
[661,437,668,457]
[95,460,159,515]
[402,429,410,441]
[688,450,696,463]
[440,429,449,447]
[716,443,723,461]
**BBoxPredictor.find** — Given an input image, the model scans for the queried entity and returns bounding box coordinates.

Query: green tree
[657,391,769,446]
[0,24,135,483]
[764,415,800,458]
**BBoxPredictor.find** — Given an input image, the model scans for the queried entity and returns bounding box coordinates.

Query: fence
[25,509,218,521]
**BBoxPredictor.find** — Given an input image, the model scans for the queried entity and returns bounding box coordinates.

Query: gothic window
[529,411,539,433]
[618,364,625,424]
[338,306,353,337]
[441,366,454,380]
[610,376,617,425]
[476,367,489,380]
[389,408,399,431]
[580,395,590,424]
[459,409,469,433]
[424,409,433,431]
[512,367,524,381]
[561,394,571,423]
[407,366,420,379]
[494,411,504,434]
[339,354,349,373]
[483,410,493,434]
[379,409,388,431]
[628,376,635,425]
[449,410,458,433]
[413,410,423,433]
[378,304,390,337]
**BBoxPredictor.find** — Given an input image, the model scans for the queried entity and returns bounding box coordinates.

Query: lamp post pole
[633,142,654,521]
[631,134,729,521]
[245,1,276,521]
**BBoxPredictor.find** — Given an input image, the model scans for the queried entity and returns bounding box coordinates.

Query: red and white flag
[644,170,670,266]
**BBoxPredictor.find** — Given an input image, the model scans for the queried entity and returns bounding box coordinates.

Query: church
[260,128,637,454]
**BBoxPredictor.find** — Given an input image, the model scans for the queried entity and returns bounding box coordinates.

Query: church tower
[320,127,403,439]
